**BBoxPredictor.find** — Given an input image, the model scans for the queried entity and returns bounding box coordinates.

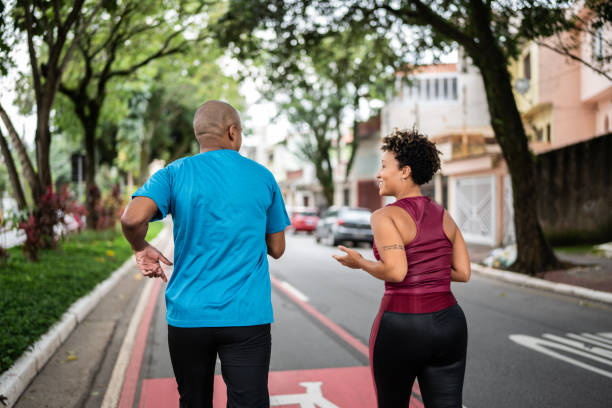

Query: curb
[471,262,612,305]
[0,226,171,408]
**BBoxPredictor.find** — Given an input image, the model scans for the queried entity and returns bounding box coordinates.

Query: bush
[0,221,165,374]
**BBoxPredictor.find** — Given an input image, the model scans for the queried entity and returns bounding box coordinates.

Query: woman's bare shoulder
[442,209,457,242]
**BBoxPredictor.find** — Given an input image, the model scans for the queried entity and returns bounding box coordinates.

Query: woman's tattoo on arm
[382,244,404,251]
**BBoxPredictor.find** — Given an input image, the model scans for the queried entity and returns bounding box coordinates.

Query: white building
[380,53,502,246]
[241,125,322,211]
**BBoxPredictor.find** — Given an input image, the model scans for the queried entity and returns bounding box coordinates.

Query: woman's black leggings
[372,304,468,408]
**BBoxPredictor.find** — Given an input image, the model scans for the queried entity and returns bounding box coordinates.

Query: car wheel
[315,235,321,243]
[330,234,338,247]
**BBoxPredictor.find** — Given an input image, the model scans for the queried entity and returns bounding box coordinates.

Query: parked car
[315,207,373,246]
[290,208,319,233]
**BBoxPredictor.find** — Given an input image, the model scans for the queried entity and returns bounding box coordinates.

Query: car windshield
[339,209,371,222]
[296,211,317,217]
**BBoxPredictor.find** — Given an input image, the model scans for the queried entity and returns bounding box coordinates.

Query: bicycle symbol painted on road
[270,381,339,408]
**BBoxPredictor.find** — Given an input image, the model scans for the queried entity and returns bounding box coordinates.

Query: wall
[535,133,612,244]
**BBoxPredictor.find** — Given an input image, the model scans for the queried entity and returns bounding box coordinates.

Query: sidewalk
[467,244,612,294]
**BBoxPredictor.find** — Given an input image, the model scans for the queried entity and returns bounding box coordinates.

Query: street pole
[78,155,83,203]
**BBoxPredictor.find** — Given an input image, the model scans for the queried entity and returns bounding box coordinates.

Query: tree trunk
[0,103,41,200]
[0,129,27,210]
[84,116,99,229]
[345,94,360,181]
[35,95,53,192]
[469,47,560,275]
[315,139,334,206]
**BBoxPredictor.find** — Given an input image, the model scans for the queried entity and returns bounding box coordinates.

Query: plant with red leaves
[19,214,41,261]
[95,184,123,230]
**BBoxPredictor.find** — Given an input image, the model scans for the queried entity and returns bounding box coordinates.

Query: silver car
[315,207,373,247]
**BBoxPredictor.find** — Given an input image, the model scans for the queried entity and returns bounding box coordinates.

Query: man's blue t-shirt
[133,149,290,328]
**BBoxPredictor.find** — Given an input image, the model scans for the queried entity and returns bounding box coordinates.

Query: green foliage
[215,8,396,202]
[0,221,164,374]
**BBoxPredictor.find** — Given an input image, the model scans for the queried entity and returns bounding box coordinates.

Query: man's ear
[228,124,238,141]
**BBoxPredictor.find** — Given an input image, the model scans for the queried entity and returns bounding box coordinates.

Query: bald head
[193,101,242,150]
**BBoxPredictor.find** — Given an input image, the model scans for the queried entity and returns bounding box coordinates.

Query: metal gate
[452,176,497,246]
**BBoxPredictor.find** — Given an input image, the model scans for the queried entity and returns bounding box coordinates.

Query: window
[415,79,421,98]
[523,53,531,80]
[546,123,551,143]
[425,79,431,99]
[593,28,604,61]
[343,188,350,206]
[434,78,439,98]
[443,78,449,98]
[451,78,458,99]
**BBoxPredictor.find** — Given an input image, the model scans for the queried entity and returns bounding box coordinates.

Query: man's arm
[265,230,286,259]
[121,196,172,281]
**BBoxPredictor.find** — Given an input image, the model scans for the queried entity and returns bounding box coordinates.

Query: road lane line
[567,333,612,351]
[270,275,427,407]
[101,278,157,408]
[117,278,163,408]
[583,333,612,346]
[598,332,612,340]
[271,275,369,358]
[542,334,612,360]
[510,334,612,379]
[280,280,310,302]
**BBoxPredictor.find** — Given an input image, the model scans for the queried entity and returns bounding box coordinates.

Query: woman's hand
[332,245,364,269]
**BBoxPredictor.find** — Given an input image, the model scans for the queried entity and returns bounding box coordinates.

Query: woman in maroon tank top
[333,128,471,408]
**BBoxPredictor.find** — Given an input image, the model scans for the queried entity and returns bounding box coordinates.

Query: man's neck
[199,145,231,153]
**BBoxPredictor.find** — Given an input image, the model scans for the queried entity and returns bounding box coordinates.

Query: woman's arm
[333,210,408,283]
[443,211,471,282]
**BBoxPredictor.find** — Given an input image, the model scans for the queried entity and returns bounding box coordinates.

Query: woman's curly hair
[381,127,441,185]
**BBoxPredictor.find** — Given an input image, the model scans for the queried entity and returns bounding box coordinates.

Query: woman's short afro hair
[381,127,441,185]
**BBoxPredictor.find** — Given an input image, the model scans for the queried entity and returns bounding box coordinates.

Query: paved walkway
[467,244,612,294]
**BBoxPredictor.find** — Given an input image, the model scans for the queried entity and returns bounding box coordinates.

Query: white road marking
[583,333,612,346]
[542,334,612,360]
[566,333,612,351]
[270,382,338,408]
[598,332,612,340]
[510,333,612,379]
[280,280,309,302]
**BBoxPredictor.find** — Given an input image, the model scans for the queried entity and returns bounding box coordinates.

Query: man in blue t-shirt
[121,100,290,407]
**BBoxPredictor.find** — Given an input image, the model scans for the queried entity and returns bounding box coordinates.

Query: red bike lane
[112,272,424,408]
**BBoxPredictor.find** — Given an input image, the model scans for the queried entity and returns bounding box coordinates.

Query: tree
[111,49,244,186]
[278,78,344,205]
[1,0,105,201]
[57,0,212,228]
[216,0,611,274]
[0,128,26,209]
[216,21,396,205]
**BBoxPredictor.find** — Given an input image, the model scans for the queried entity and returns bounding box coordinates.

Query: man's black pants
[168,324,271,408]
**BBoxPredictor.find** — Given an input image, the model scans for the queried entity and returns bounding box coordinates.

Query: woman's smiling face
[377,150,404,196]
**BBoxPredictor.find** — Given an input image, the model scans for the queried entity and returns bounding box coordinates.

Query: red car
[290,209,319,233]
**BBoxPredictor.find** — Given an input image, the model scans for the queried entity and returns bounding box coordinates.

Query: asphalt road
[138,233,612,408]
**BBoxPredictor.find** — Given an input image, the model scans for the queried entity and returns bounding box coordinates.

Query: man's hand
[134,242,173,282]
[332,245,364,269]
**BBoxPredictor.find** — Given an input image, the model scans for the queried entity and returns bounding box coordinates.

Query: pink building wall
[537,41,596,150]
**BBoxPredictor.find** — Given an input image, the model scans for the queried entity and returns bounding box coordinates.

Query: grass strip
[0,221,164,374]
